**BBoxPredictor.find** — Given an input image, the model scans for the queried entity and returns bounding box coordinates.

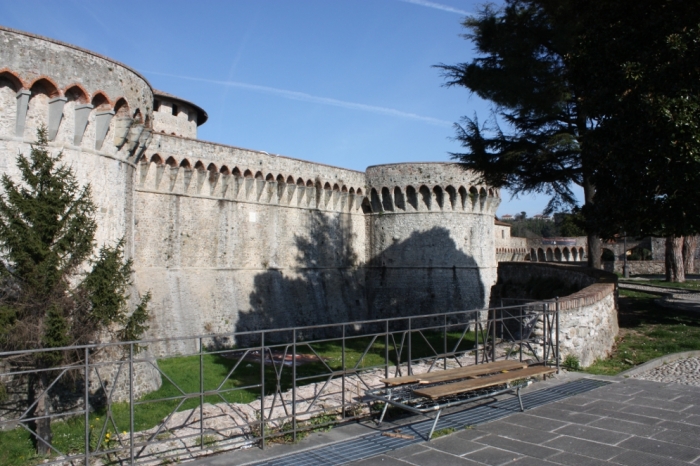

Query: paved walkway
[191,372,700,466]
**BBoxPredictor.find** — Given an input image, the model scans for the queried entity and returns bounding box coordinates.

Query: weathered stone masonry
[0,26,503,355]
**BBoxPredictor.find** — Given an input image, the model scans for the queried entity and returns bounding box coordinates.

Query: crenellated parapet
[0,26,153,161]
[363,162,500,215]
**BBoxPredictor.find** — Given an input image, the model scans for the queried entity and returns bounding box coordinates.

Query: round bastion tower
[0,26,154,253]
[364,163,500,316]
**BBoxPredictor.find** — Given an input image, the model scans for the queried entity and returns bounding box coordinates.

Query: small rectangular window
[172,104,178,116]
[154,99,161,111]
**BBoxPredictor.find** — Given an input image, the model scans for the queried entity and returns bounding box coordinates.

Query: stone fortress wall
[0,26,502,355]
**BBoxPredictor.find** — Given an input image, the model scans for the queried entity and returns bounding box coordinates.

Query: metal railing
[0,300,559,465]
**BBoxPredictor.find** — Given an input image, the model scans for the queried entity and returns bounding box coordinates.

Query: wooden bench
[366,360,555,440]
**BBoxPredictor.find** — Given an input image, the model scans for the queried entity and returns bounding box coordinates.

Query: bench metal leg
[517,386,524,412]
[427,409,442,441]
[378,389,391,424]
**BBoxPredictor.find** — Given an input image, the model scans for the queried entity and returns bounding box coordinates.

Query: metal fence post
[84,347,89,465]
[199,337,204,450]
[129,343,135,465]
[385,320,389,380]
[407,318,412,375]
[341,324,345,420]
[260,332,265,449]
[556,297,560,373]
[292,329,297,441]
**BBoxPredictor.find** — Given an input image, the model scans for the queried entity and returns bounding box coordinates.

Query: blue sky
[0,0,579,216]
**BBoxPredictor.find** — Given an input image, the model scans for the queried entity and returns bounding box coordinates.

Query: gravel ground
[631,357,700,387]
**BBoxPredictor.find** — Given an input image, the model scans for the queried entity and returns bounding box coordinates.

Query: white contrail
[142,70,452,127]
[399,0,470,16]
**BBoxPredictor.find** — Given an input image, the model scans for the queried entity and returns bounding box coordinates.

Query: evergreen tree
[0,128,150,454]
[436,0,602,267]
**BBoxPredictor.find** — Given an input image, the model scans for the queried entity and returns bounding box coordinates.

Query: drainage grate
[251,378,611,466]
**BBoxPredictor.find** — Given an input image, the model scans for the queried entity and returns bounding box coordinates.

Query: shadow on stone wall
[236,223,485,344]
[366,227,485,318]
[236,212,366,343]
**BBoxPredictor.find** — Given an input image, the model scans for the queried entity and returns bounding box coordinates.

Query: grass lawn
[585,289,700,375]
[0,329,476,465]
[619,276,700,291]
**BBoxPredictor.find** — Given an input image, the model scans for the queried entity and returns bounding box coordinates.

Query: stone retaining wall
[496,262,618,367]
[602,260,666,275]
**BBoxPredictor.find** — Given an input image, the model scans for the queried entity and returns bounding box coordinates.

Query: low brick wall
[497,262,618,367]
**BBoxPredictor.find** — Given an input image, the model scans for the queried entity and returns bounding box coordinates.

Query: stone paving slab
[189,376,700,465]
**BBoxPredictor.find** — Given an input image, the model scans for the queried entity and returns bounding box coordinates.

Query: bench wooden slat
[412,366,556,399]
[380,360,529,386]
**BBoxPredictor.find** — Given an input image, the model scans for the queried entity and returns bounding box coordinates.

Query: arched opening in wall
[114,98,130,117]
[579,247,586,260]
[132,108,143,124]
[276,174,285,184]
[419,185,431,210]
[406,186,418,210]
[254,171,264,180]
[381,187,394,211]
[433,186,444,210]
[370,188,382,212]
[446,186,457,210]
[563,247,570,261]
[0,71,22,132]
[479,187,488,201]
[220,165,231,175]
[571,248,578,261]
[356,188,363,196]
[287,176,295,184]
[333,183,340,192]
[195,161,206,172]
[64,85,88,104]
[469,186,479,208]
[323,182,332,192]
[243,169,253,178]
[180,159,192,169]
[165,156,177,168]
[150,154,164,165]
[488,188,494,197]
[91,92,110,110]
[265,173,275,181]
[602,248,615,262]
[531,248,537,261]
[349,187,355,194]
[296,177,305,186]
[554,248,562,261]
[538,248,546,261]
[361,197,372,214]
[207,163,219,182]
[0,70,22,92]
[233,167,242,177]
[457,186,467,210]
[546,248,554,261]
[394,187,406,211]
[30,78,59,98]
[306,180,314,187]
[341,185,348,192]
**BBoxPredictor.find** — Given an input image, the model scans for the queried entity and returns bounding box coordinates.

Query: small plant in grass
[194,435,218,448]
[432,427,456,438]
[563,355,580,371]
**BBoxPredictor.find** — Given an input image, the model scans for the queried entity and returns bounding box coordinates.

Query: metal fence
[0,300,559,465]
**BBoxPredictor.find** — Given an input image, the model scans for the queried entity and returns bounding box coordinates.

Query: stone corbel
[73,104,93,145]
[113,117,133,149]
[125,123,144,153]
[15,89,31,137]
[48,96,67,141]
[132,128,152,162]
[95,110,115,150]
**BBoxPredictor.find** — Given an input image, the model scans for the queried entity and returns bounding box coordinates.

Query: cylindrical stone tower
[364,162,500,317]
[0,26,154,254]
